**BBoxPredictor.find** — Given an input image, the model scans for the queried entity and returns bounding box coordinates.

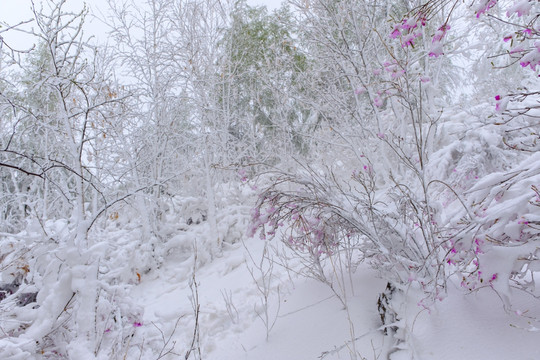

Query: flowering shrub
[249,174,355,264]
[248,161,450,300]
[246,0,539,333]
[383,3,539,312]
[446,152,540,308]
[389,0,539,75]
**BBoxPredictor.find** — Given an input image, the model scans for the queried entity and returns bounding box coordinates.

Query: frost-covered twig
[244,240,281,340]
[221,289,239,324]
[153,315,183,359]
[319,328,380,359]
[186,248,201,360]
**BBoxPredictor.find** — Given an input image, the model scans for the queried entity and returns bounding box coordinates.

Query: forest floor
[130,225,540,360]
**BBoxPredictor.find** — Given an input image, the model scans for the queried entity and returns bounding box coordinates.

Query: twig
[153,314,184,359]
[185,246,201,360]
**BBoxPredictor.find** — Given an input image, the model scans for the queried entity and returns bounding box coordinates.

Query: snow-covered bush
[443,147,540,307]
[248,0,539,325]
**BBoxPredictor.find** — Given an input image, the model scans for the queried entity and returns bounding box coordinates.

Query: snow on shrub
[248,164,446,299]
[449,152,540,309]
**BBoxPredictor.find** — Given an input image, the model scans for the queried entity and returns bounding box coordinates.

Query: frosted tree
[221,2,315,167]
[106,0,195,241]
[0,1,141,357]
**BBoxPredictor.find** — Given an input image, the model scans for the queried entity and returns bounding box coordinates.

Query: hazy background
[1,0,284,48]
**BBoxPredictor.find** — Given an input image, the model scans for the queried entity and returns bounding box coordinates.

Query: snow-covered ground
[0,185,539,359]
[122,224,540,360]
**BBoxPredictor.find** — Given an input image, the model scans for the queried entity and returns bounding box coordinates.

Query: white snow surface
[119,233,540,360]
[1,182,539,359]
[0,191,539,360]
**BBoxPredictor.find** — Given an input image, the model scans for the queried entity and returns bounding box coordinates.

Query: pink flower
[506,0,532,17]
[373,96,383,107]
[432,24,450,42]
[503,35,512,42]
[495,96,509,112]
[428,24,450,57]
[519,43,540,70]
[401,18,417,31]
[475,0,498,18]
[392,69,406,79]
[238,169,247,182]
[429,41,444,58]
[390,28,401,39]
[402,33,416,47]
[355,87,366,95]
[133,322,143,327]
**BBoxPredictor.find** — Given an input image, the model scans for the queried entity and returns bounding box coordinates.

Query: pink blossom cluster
[475,0,498,18]
[473,238,485,255]
[503,27,540,73]
[389,15,452,58]
[354,86,366,95]
[390,16,424,48]
[506,0,533,17]
[287,215,338,256]
[247,202,279,239]
[479,0,539,74]
[248,194,340,257]
[351,163,374,181]
[383,60,406,79]
[373,94,383,107]
[238,169,248,182]
[444,238,468,265]
[444,236,501,292]
[429,24,450,58]
[475,0,540,78]
[460,271,499,291]
[519,42,540,71]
